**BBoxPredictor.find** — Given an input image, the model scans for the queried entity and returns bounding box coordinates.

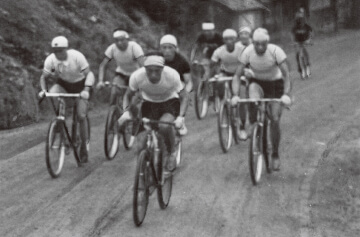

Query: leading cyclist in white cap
[160,34,193,135]
[119,52,189,172]
[39,36,95,162]
[96,29,144,106]
[232,28,292,170]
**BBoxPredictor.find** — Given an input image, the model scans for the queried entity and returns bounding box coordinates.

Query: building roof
[213,0,269,12]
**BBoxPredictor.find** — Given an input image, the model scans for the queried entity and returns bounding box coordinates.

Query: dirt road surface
[1,30,360,237]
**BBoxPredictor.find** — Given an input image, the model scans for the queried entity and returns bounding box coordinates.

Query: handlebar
[208,76,233,82]
[233,98,282,103]
[43,92,80,98]
[103,81,128,89]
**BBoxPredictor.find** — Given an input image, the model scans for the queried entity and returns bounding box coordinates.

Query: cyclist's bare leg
[159,113,176,154]
[248,82,264,126]
[239,83,247,129]
[110,75,127,106]
[267,102,282,157]
[77,98,89,145]
[303,47,310,66]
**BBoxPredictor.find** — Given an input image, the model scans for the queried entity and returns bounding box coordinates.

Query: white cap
[222,29,237,38]
[253,28,270,42]
[160,34,178,47]
[202,22,215,30]
[51,36,68,48]
[239,26,252,34]
[113,30,129,39]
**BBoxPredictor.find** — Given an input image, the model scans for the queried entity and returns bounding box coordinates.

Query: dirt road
[1,30,360,237]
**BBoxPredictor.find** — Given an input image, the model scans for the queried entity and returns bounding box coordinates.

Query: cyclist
[191,22,223,80]
[292,11,313,79]
[232,28,292,170]
[119,53,189,172]
[237,26,252,47]
[39,36,95,162]
[96,29,144,105]
[211,29,248,140]
[159,34,193,135]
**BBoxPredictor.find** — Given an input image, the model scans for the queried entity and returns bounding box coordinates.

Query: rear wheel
[46,119,65,178]
[249,123,264,185]
[104,106,121,160]
[157,137,173,209]
[195,80,209,120]
[217,101,232,153]
[133,150,149,226]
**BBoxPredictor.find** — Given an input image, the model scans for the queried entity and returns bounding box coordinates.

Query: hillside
[0,0,165,129]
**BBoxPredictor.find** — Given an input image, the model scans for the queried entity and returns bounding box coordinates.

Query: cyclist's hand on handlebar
[231,96,241,106]
[96,81,105,90]
[174,116,185,129]
[80,90,90,100]
[38,90,47,99]
[281,94,292,106]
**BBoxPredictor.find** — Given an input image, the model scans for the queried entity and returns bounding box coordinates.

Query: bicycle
[41,92,91,178]
[233,97,283,185]
[292,42,313,79]
[133,118,182,226]
[102,81,140,160]
[194,73,223,120]
[216,76,237,153]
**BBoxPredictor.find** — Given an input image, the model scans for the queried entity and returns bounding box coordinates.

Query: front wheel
[46,119,65,178]
[133,150,149,226]
[157,137,173,209]
[195,80,209,120]
[217,101,232,153]
[104,106,121,160]
[249,123,264,185]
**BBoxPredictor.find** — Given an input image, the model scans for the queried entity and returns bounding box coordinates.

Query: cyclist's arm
[40,72,51,91]
[98,57,111,83]
[190,44,199,62]
[136,56,145,67]
[232,63,246,95]
[279,61,291,95]
[183,73,193,93]
[179,89,189,117]
[123,88,137,110]
[82,67,95,92]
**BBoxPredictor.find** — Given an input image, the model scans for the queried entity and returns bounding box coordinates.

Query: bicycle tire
[157,136,173,209]
[217,101,232,153]
[195,80,208,120]
[104,106,121,160]
[123,119,140,150]
[230,104,240,145]
[46,119,65,178]
[249,123,264,185]
[133,150,149,226]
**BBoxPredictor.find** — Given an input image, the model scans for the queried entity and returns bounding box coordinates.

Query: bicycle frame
[44,92,82,165]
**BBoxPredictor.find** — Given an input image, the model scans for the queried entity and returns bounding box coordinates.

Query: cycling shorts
[249,79,284,99]
[57,78,86,93]
[141,98,180,120]
[113,72,130,88]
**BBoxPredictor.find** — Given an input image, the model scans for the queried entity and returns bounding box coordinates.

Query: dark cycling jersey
[195,33,223,59]
[292,23,312,42]
[164,52,190,82]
